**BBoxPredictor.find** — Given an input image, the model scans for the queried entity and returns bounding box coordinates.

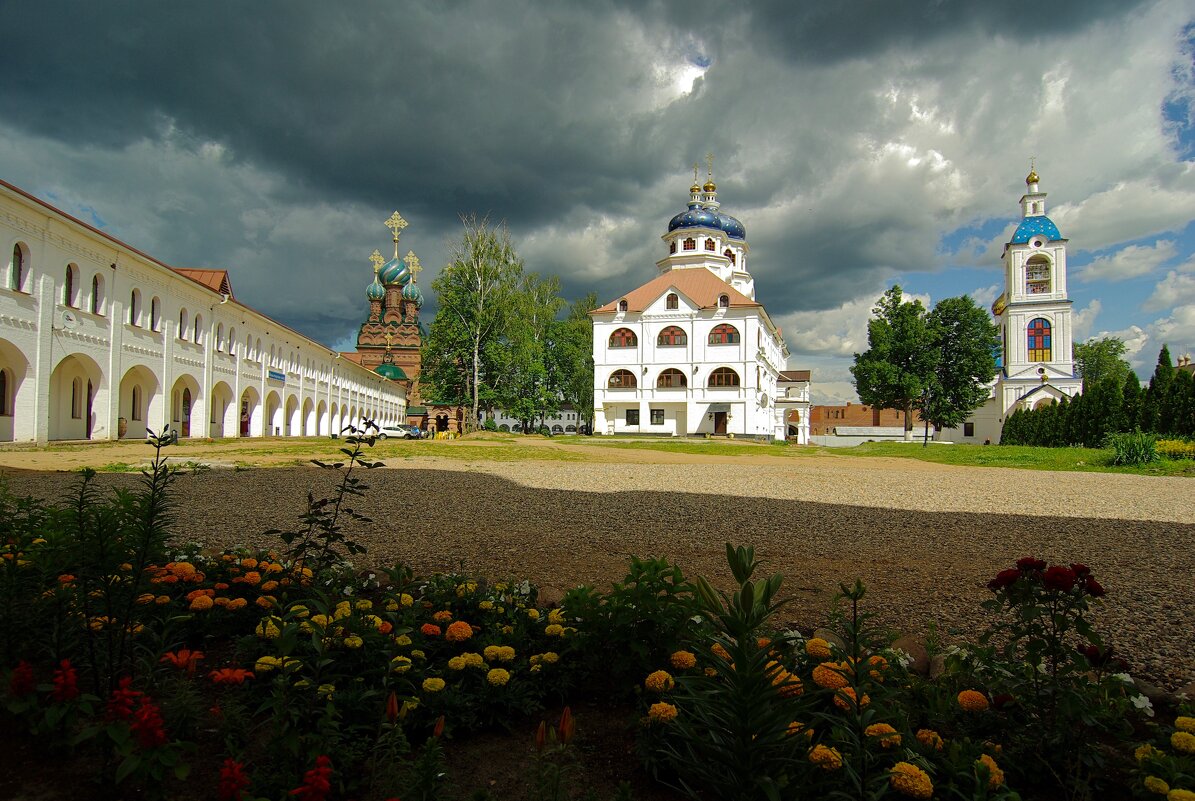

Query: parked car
[378,424,418,439]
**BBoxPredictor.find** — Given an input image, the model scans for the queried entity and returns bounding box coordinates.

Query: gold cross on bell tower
[369,249,384,276]
[404,250,422,284]
[384,211,408,258]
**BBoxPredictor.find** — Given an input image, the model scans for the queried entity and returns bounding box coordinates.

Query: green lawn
[837,441,1195,476]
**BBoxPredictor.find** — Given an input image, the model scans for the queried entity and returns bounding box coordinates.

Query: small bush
[1105,431,1158,465]
[1156,439,1195,460]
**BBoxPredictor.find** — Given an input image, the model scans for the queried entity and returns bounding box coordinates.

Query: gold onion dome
[1026,169,1039,185]
[703,179,717,192]
[690,182,701,194]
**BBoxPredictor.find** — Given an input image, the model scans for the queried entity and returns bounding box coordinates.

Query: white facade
[591,174,797,440]
[777,371,812,445]
[0,179,406,444]
[946,170,1082,444]
[490,406,585,434]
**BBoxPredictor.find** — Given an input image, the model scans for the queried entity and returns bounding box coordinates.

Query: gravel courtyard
[3,452,1192,689]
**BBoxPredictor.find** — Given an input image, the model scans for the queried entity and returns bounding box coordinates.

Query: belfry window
[609,328,637,348]
[669,241,677,254]
[618,299,628,312]
[683,238,696,251]
[1025,256,1051,294]
[1027,318,1051,362]
[709,324,740,345]
[718,294,729,308]
[704,238,716,251]
[666,293,678,310]
[657,326,686,346]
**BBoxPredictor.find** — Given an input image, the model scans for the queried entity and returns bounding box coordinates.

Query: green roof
[407,406,427,415]
[374,363,408,380]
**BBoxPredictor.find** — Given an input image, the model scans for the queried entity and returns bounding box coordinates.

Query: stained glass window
[1027,318,1051,362]
[683,238,696,251]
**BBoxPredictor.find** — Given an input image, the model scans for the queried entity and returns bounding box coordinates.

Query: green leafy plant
[1105,431,1158,466]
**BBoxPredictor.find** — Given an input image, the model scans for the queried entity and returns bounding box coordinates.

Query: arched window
[683,238,696,251]
[666,293,678,310]
[193,314,203,345]
[1025,256,1051,294]
[256,338,263,361]
[617,299,628,312]
[657,326,687,346]
[709,323,740,345]
[704,238,716,251]
[669,241,677,254]
[129,288,141,326]
[10,244,26,292]
[609,328,637,348]
[64,264,77,307]
[71,377,83,418]
[657,368,687,388]
[150,297,161,331]
[718,294,730,308]
[228,328,236,356]
[708,367,741,387]
[1027,318,1052,362]
[179,308,189,340]
[0,369,9,415]
[216,323,224,352]
[723,249,736,266]
[131,385,142,421]
[608,369,637,388]
[90,274,104,315]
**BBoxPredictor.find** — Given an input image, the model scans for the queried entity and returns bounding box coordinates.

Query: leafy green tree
[918,295,999,444]
[1073,337,1131,392]
[551,293,597,432]
[500,272,564,433]
[851,286,936,440]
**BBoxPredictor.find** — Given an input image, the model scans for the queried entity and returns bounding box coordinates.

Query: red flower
[130,696,168,749]
[1016,557,1047,572]
[433,715,445,739]
[160,648,204,676]
[106,676,143,720]
[209,668,254,685]
[1042,565,1076,592]
[1070,563,1091,578]
[1084,576,1106,597]
[1078,644,1114,667]
[987,569,1020,591]
[290,755,333,801]
[385,691,399,725]
[219,758,251,801]
[51,659,79,702]
[558,706,575,744]
[9,661,35,697]
[420,623,441,637]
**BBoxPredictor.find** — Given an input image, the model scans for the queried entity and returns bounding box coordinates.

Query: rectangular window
[651,409,664,425]
[626,409,640,425]
[963,422,974,437]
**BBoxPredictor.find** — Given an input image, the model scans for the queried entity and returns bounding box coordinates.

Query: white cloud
[1076,240,1177,283]
[777,290,933,359]
[969,284,1000,308]
[1072,300,1102,342]
[1143,257,1195,311]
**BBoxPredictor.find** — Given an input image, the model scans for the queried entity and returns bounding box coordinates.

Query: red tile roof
[592,268,759,314]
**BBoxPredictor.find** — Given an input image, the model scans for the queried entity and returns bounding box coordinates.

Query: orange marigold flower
[808,744,843,770]
[868,654,888,680]
[833,687,869,711]
[647,702,677,723]
[169,562,197,578]
[976,754,1004,788]
[135,593,156,605]
[214,596,231,607]
[812,662,850,690]
[261,580,279,592]
[186,588,215,601]
[155,595,172,605]
[864,722,901,748]
[227,598,247,610]
[957,690,990,712]
[432,610,453,623]
[444,621,473,642]
[915,729,944,750]
[805,638,832,659]
[645,670,675,693]
[786,721,813,738]
[241,571,261,586]
[190,595,214,611]
[58,574,77,584]
[240,558,258,570]
[420,623,442,637]
[757,637,771,649]
[214,582,229,590]
[890,762,933,799]
[670,650,697,670]
[711,643,731,661]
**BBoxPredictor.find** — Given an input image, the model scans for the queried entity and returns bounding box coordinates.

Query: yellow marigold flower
[787,721,813,738]
[957,690,990,712]
[1172,731,1195,754]
[384,600,399,612]
[289,604,310,618]
[544,624,565,637]
[812,662,850,690]
[448,656,467,671]
[400,593,414,607]
[411,649,426,659]
[355,599,372,611]
[865,723,901,748]
[343,635,364,649]
[530,663,542,673]
[310,614,330,628]
[190,595,214,611]
[711,643,731,661]
[890,762,933,799]
[255,655,281,673]
[1136,744,1163,763]
[501,625,514,634]
[976,754,1004,788]
[479,600,494,610]
[704,667,718,677]
[456,581,478,597]
[1145,777,1170,795]
[1167,789,1195,801]
[1175,717,1195,734]
[395,634,412,646]
[484,645,502,661]
[526,608,540,620]
[647,702,677,724]
[317,683,335,698]
[645,670,675,693]
[391,656,412,673]
[542,651,559,664]
[298,622,312,634]
[464,652,486,668]
[422,677,446,693]
[805,638,832,659]
[833,687,869,711]
[808,744,843,770]
[548,608,565,625]
[487,668,511,686]
[255,618,281,639]
[915,729,944,750]
[670,651,697,670]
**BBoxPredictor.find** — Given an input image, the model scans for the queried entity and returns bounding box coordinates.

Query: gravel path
[4,456,1193,689]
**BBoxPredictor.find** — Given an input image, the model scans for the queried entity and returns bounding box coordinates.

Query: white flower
[1111,673,1134,684]
[1131,694,1154,717]
[889,648,914,670]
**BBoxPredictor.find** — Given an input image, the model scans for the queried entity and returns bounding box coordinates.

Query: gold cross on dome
[404,250,422,283]
[692,162,700,184]
[1029,156,1036,172]
[705,151,714,177]
[369,249,384,273]
[384,211,408,240]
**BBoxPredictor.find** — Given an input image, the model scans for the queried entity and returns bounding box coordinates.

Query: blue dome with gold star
[716,211,746,240]
[667,203,746,241]
[379,257,409,285]
[1011,216,1061,244]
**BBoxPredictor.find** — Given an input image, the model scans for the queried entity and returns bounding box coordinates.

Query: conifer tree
[1140,344,1174,433]
[1121,373,1143,433]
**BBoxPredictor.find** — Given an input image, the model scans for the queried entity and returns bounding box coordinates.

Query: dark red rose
[1084,576,1106,597]
[1016,557,1047,572]
[1070,563,1091,578]
[987,569,1020,591]
[992,693,1015,709]
[1042,565,1076,592]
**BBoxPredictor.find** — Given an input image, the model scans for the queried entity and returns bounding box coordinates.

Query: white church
[943,169,1083,444]
[591,166,810,442]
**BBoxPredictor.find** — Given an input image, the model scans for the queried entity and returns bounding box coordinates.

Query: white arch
[0,338,31,441]
[210,380,235,438]
[265,390,283,436]
[302,396,315,436]
[239,386,262,437]
[170,374,202,438]
[118,364,161,440]
[317,400,329,436]
[49,351,106,441]
[285,394,300,436]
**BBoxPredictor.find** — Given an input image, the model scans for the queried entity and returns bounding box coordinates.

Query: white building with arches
[945,169,1082,444]
[591,170,798,440]
[0,179,406,444]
